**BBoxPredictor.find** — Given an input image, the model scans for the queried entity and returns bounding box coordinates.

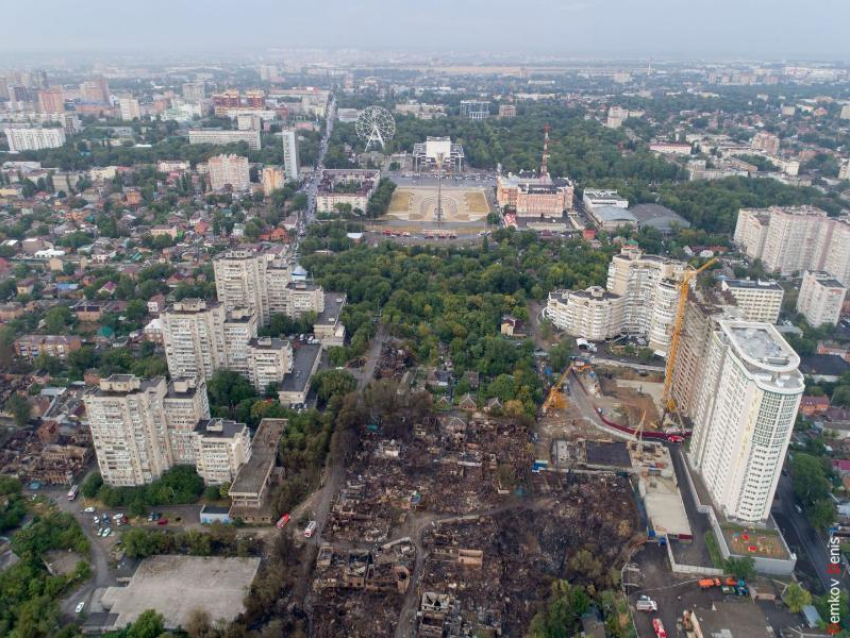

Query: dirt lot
[598,371,662,428]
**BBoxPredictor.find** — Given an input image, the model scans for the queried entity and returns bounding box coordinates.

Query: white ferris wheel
[355,106,396,151]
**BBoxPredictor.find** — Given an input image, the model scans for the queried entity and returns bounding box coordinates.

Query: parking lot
[627,544,800,637]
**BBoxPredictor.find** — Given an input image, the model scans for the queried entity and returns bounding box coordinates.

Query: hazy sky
[3,0,849,60]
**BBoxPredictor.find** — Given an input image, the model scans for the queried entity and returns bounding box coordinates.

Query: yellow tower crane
[543,363,573,415]
[662,257,718,416]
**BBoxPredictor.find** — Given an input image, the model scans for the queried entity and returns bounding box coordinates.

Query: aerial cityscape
[1,2,849,638]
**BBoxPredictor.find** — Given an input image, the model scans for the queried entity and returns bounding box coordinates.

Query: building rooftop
[629,203,690,231]
[166,298,221,314]
[166,376,204,399]
[315,292,346,326]
[722,279,784,292]
[722,321,801,375]
[194,418,247,439]
[280,344,321,394]
[800,354,850,378]
[229,418,286,497]
[248,336,290,351]
[593,206,637,224]
[92,374,162,397]
[806,271,846,289]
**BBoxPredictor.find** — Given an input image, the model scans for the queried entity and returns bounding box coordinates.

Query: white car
[84,507,96,514]
[75,602,85,614]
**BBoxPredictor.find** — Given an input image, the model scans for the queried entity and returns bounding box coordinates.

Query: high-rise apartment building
[797,271,846,327]
[4,127,66,152]
[719,279,784,324]
[244,90,265,108]
[164,376,210,465]
[182,82,205,101]
[222,308,259,377]
[207,154,250,191]
[118,97,141,121]
[213,246,332,330]
[212,90,242,115]
[734,206,850,285]
[85,375,171,486]
[281,129,300,181]
[79,77,110,103]
[247,337,293,392]
[37,88,65,114]
[546,247,684,354]
[161,299,258,380]
[546,287,624,341]
[85,374,250,487]
[162,299,229,380]
[607,246,685,354]
[688,321,803,523]
[193,419,252,485]
[750,131,780,155]
[261,166,286,194]
[214,250,271,324]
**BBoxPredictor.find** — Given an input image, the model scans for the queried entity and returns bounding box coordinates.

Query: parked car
[84,507,96,514]
[157,518,168,526]
[75,602,85,614]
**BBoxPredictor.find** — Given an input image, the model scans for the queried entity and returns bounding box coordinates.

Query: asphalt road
[772,471,848,594]
[35,483,118,618]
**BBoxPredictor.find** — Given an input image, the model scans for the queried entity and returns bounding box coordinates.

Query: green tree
[81,472,103,499]
[43,305,73,333]
[791,453,831,505]
[207,370,256,416]
[5,393,31,426]
[725,556,756,580]
[784,582,812,613]
[832,385,850,407]
[0,326,16,370]
[311,369,357,406]
[127,610,166,638]
[808,499,836,532]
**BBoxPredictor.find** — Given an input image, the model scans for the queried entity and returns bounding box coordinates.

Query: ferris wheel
[355,106,396,151]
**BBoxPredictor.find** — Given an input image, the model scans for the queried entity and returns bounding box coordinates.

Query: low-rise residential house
[16,335,83,361]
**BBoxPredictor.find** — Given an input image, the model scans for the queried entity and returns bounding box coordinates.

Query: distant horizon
[0,47,847,68]
[2,0,848,63]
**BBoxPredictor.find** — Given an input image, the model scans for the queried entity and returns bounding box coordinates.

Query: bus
[275,513,290,529]
[67,485,80,501]
[304,521,317,538]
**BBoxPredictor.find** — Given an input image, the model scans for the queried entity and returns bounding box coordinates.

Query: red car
[157,518,168,526]
[276,514,291,529]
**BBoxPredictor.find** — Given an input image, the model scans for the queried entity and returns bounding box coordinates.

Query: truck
[725,578,745,587]
[698,578,721,589]
[66,485,79,501]
[652,618,667,638]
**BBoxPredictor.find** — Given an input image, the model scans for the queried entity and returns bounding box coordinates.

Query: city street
[772,471,849,594]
